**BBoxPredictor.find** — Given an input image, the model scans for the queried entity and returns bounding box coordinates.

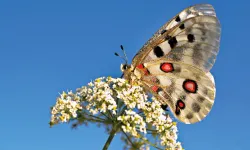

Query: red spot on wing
[177,100,185,109]
[178,102,184,108]
[160,63,174,73]
[136,64,150,76]
[136,64,144,69]
[183,80,198,93]
[151,85,159,92]
[144,70,150,75]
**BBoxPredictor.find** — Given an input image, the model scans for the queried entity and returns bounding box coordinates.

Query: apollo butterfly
[119,4,221,124]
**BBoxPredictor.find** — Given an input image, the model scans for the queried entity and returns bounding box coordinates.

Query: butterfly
[120,4,221,124]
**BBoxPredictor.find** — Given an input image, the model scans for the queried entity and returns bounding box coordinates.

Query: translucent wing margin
[164,4,216,30]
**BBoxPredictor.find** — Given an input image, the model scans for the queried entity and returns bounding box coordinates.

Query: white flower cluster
[118,110,146,137]
[50,91,82,124]
[114,82,148,109]
[50,77,182,150]
[118,96,182,149]
[141,98,179,148]
[77,77,118,115]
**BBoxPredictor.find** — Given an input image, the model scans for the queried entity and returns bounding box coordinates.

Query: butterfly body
[121,4,220,124]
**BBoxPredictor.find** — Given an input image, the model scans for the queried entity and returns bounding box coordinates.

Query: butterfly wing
[136,60,215,124]
[132,4,220,72]
[130,4,220,123]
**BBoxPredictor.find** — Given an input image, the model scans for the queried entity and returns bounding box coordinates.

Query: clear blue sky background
[0,0,249,150]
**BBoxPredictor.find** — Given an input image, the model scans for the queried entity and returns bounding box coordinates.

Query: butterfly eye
[120,64,128,72]
[123,64,128,70]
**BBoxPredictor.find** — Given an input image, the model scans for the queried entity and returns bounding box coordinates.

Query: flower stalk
[102,124,118,150]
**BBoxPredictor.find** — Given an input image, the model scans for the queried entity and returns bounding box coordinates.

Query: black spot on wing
[187,34,195,43]
[179,24,185,30]
[168,37,178,49]
[153,46,164,58]
[175,107,181,115]
[175,15,181,22]
[160,29,167,35]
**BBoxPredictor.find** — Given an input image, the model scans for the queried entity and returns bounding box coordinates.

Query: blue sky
[0,0,249,150]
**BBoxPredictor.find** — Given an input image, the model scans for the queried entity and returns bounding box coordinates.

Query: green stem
[102,125,118,150]
[86,114,106,121]
[122,130,136,148]
[101,112,110,119]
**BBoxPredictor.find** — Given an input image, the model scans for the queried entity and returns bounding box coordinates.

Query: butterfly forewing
[131,4,220,72]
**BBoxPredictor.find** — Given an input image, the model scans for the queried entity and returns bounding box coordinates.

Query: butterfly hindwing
[135,60,215,123]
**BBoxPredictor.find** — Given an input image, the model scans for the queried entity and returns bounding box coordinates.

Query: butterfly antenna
[114,45,128,64]
[120,45,128,64]
[114,52,127,63]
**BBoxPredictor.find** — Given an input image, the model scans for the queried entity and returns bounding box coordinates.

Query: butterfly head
[120,64,132,79]
[120,63,130,72]
[121,63,141,85]
[116,45,140,84]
